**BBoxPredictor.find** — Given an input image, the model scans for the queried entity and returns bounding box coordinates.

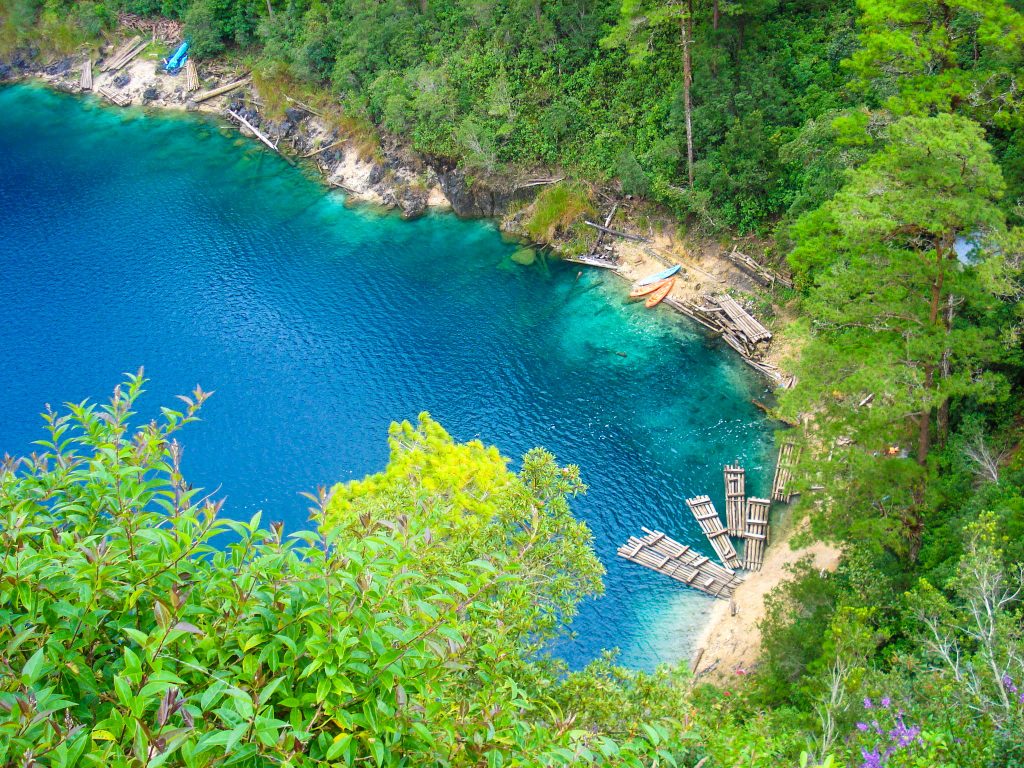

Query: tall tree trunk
[919,242,948,464]
[265,0,275,18]
[713,0,719,30]
[681,9,694,187]
[937,293,955,445]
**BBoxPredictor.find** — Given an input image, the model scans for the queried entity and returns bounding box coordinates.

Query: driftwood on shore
[725,246,794,289]
[193,76,251,103]
[227,109,278,153]
[583,220,648,242]
[301,137,347,158]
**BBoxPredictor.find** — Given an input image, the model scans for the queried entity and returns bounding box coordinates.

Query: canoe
[629,277,671,299]
[645,277,676,308]
[636,264,681,286]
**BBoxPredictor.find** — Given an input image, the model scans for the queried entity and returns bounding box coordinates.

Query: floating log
[685,495,741,570]
[184,59,200,92]
[79,59,93,91]
[227,109,278,153]
[101,36,142,71]
[583,220,648,242]
[771,441,800,503]
[724,464,746,538]
[743,498,771,571]
[617,527,743,599]
[193,76,251,103]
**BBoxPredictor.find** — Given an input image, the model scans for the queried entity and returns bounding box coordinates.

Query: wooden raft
[724,463,746,538]
[617,528,743,599]
[715,293,772,345]
[79,59,93,91]
[743,498,771,571]
[685,495,741,570]
[96,87,131,107]
[185,59,200,92]
[771,442,800,503]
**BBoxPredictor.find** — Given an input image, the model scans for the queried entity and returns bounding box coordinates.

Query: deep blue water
[0,84,775,670]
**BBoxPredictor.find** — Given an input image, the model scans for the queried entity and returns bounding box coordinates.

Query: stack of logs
[96,87,131,107]
[101,36,149,73]
[672,293,789,384]
[185,59,200,92]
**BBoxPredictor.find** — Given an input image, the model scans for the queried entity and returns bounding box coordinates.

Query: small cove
[0,84,775,670]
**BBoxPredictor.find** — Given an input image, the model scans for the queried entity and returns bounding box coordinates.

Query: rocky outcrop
[434,168,533,218]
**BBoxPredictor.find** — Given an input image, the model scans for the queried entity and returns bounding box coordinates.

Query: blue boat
[165,41,189,73]
[636,264,681,286]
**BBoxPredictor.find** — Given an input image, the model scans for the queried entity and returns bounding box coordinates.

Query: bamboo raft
[79,59,93,91]
[743,498,771,571]
[102,36,148,72]
[193,76,251,103]
[685,495,742,570]
[724,464,746,537]
[617,528,743,599]
[185,59,200,92]
[771,441,800,502]
[96,86,131,107]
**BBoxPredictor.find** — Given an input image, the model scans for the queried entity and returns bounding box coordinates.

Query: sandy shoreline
[691,517,842,682]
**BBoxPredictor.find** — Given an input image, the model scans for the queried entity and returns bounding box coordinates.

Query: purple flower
[1002,675,1018,694]
[856,722,870,732]
[880,696,891,709]
[864,697,874,709]
[860,747,884,768]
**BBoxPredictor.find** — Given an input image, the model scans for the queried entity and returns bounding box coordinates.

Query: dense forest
[2,0,1024,765]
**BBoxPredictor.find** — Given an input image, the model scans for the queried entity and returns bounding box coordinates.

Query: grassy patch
[524,182,595,245]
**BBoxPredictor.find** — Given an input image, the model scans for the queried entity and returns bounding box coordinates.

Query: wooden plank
[771,442,800,502]
[185,59,200,92]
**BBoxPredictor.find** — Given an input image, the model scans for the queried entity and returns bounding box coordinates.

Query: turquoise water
[0,84,775,670]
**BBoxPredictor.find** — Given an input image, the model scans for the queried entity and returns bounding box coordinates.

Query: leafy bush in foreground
[0,373,694,767]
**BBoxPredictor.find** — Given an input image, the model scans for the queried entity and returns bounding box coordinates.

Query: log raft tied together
[724,463,746,538]
[686,495,742,571]
[743,498,771,571]
[616,528,743,599]
[771,441,800,503]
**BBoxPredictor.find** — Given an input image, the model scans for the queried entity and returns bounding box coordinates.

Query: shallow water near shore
[0,83,775,670]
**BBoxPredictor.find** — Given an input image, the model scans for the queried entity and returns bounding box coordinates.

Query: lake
[0,84,775,670]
